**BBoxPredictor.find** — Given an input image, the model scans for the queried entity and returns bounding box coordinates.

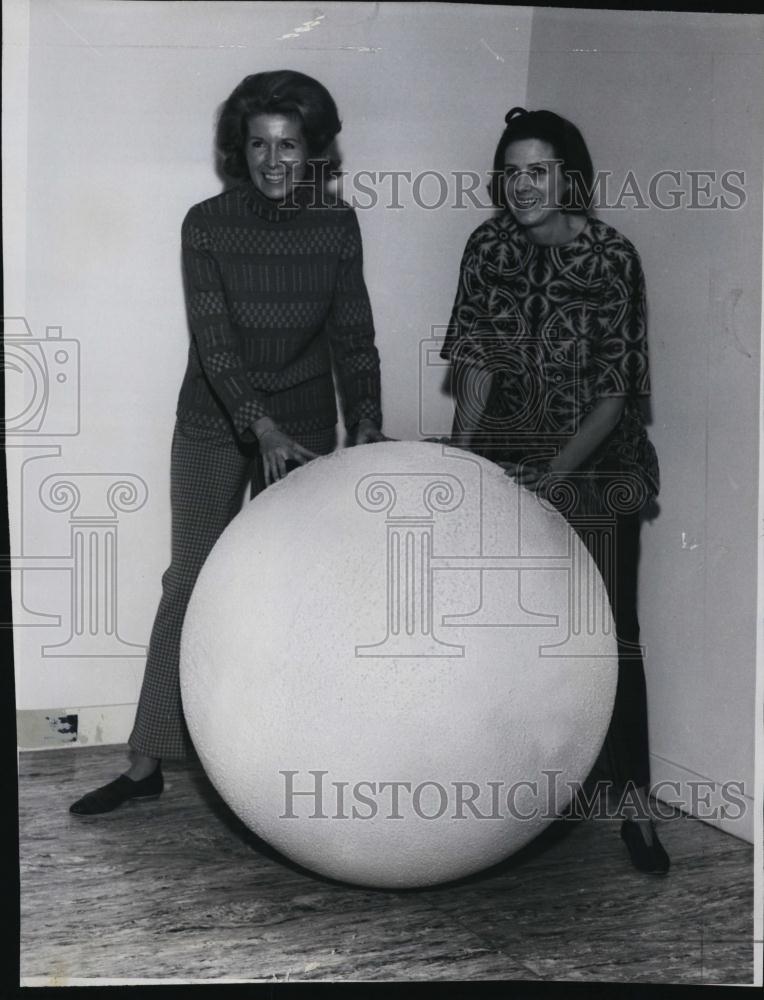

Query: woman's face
[245,113,308,201]
[502,138,569,231]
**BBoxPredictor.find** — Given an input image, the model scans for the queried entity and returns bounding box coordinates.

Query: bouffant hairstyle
[489,107,594,213]
[216,70,342,180]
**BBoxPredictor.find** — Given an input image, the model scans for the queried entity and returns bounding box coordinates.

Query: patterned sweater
[442,212,659,516]
[176,182,382,443]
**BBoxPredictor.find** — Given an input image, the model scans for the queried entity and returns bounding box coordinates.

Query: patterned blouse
[441,212,659,518]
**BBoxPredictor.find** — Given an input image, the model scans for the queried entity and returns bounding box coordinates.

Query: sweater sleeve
[181,208,271,441]
[325,209,382,431]
[440,229,492,367]
[594,245,651,400]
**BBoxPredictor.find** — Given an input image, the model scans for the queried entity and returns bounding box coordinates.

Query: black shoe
[620,819,670,874]
[69,765,163,815]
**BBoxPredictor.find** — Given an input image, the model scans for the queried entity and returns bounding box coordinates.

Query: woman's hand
[353,419,388,445]
[257,424,317,486]
[422,435,472,451]
[499,460,553,494]
[448,432,474,451]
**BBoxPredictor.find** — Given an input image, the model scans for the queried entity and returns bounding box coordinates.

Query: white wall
[6,0,532,740]
[526,8,763,842]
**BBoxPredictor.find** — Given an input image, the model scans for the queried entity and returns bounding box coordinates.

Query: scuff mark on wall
[480,38,505,63]
[49,2,103,58]
[681,532,700,550]
[278,12,325,41]
[47,714,78,741]
[725,287,752,359]
[18,710,81,747]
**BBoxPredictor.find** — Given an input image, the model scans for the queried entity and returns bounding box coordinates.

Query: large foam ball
[180,441,617,888]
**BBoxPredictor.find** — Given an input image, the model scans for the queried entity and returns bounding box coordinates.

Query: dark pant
[480,446,654,792]
[128,422,336,759]
[572,512,651,791]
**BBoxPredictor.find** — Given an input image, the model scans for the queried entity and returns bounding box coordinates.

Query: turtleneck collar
[240,181,314,222]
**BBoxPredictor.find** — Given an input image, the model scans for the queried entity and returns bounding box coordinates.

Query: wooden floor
[19,745,754,985]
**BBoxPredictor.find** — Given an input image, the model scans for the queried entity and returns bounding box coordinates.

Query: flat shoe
[69,765,163,815]
[620,819,670,874]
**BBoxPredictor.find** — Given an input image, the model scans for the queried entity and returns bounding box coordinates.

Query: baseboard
[650,751,754,844]
[16,704,136,751]
[15,707,756,846]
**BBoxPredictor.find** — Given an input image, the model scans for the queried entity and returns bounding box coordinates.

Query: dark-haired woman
[71,70,384,815]
[442,108,669,874]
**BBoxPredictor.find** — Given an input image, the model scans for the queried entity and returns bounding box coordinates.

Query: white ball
[180,441,617,888]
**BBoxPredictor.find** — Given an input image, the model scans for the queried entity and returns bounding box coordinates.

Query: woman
[70,70,384,815]
[442,107,669,874]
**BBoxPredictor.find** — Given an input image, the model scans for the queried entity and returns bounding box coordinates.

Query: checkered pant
[128,421,337,759]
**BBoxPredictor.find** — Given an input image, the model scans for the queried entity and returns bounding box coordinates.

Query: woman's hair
[489,107,594,212]
[216,70,342,180]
